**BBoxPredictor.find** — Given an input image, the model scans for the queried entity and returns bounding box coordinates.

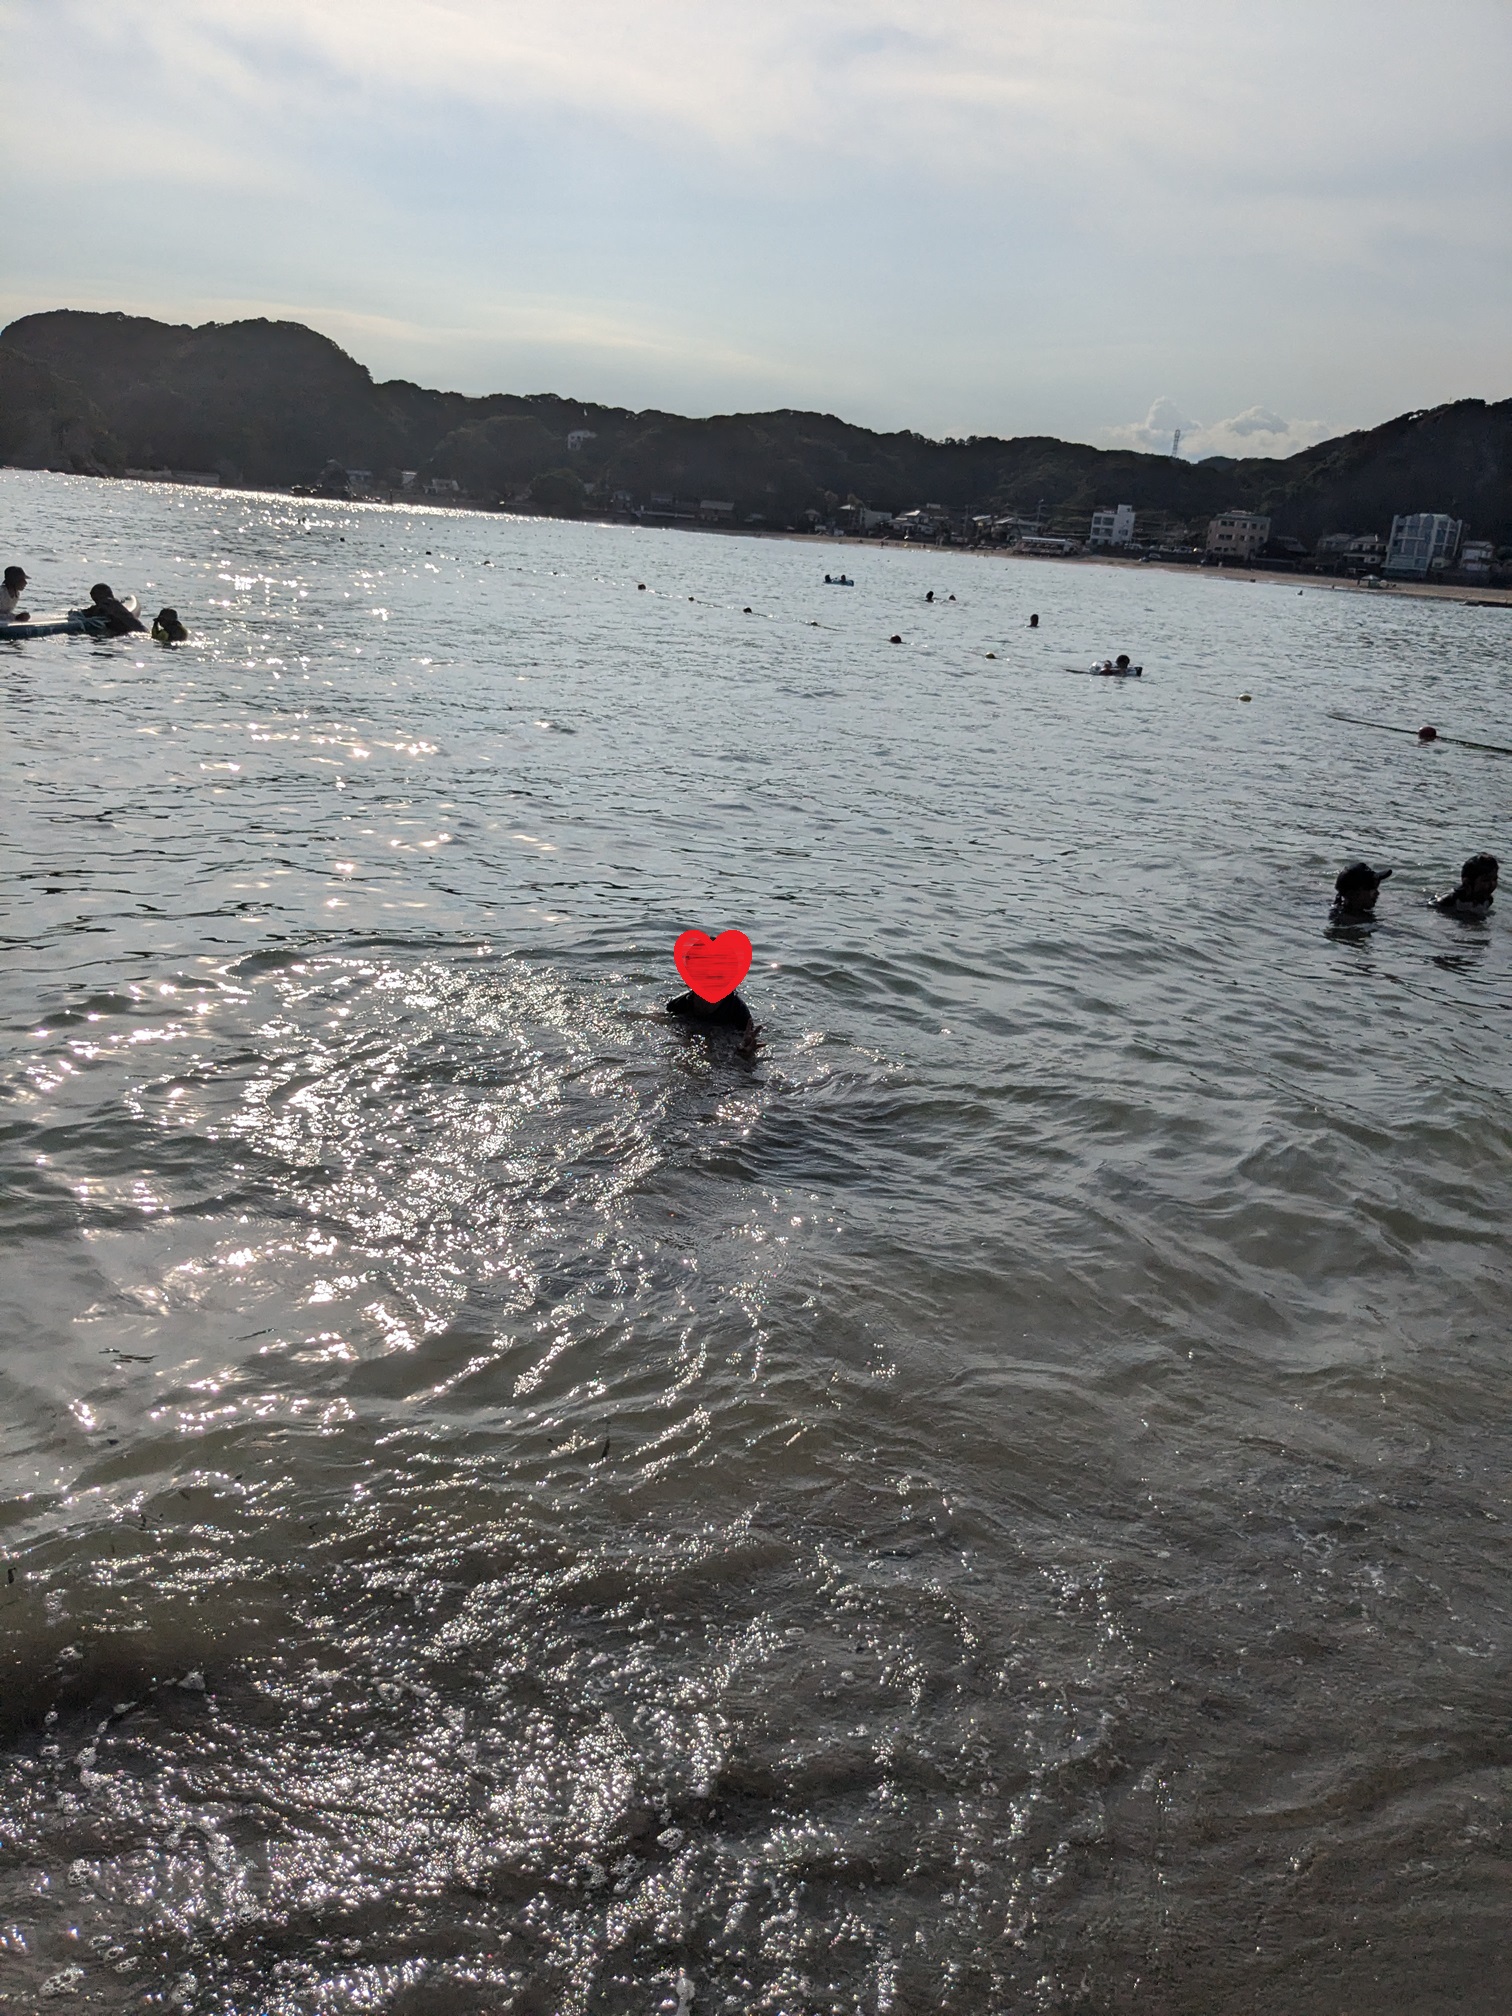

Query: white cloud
[1103,399,1337,461]
[4,2,1510,437]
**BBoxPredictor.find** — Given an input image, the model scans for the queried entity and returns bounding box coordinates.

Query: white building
[1385,513,1463,576]
[1089,503,1136,547]
[567,429,598,453]
[1459,539,1495,576]
[1018,534,1081,556]
[1206,511,1271,560]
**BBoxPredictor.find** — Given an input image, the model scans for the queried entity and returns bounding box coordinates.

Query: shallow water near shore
[2,469,1510,2014]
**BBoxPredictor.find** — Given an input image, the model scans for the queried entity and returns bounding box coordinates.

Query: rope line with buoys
[1327,711,1512,757]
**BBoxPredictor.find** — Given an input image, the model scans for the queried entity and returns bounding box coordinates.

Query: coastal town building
[1089,504,1136,547]
[1385,512,1463,576]
[1018,534,1081,556]
[1206,511,1271,560]
[1459,539,1495,577]
[1315,532,1385,571]
[566,430,597,452]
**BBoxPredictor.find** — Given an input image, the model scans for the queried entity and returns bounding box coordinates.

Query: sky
[4,0,1509,457]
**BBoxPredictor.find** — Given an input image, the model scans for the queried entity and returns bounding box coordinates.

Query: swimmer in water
[152,607,189,643]
[0,565,29,622]
[667,986,762,1055]
[80,584,145,635]
[1435,852,1498,917]
[1029,613,1039,628]
[1330,860,1391,923]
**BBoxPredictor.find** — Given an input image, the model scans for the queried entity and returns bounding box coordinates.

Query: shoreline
[23,468,1512,608]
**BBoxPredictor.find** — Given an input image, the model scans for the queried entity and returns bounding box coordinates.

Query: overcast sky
[4,0,1509,456]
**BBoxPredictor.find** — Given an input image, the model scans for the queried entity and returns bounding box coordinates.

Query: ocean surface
[1,468,1510,2015]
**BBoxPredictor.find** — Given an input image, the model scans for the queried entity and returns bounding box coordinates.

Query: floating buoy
[1239,693,1252,702]
[1418,724,1438,741]
[743,606,752,613]
[986,651,996,659]
[889,634,903,644]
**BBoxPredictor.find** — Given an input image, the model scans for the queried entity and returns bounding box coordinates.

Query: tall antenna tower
[1171,428,1182,460]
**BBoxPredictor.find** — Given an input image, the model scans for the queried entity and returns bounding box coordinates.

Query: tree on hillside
[428,414,563,496]
[530,467,586,517]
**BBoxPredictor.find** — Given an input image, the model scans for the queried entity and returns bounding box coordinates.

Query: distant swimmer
[152,607,189,643]
[80,584,145,635]
[0,565,29,621]
[925,590,934,603]
[1330,860,1391,923]
[1435,852,1498,917]
[1092,655,1142,676]
[1029,613,1039,628]
[667,985,762,1055]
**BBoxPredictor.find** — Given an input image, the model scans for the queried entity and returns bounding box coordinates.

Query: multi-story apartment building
[1384,513,1462,576]
[1089,503,1136,547]
[1206,511,1271,560]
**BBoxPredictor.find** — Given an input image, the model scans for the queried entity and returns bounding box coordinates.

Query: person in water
[0,565,29,621]
[152,606,189,643]
[82,584,145,635]
[1331,860,1391,922]
[1436,852,1498,916]
[667,986,762,1055]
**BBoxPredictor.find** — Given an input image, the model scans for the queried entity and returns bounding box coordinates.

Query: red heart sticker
[674,928,753,1002]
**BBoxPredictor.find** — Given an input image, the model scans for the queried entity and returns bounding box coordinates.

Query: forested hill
[3,309,1510,544]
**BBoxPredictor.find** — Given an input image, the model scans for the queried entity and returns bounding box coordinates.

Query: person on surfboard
[0,566,29,622]
[80,584,145,635]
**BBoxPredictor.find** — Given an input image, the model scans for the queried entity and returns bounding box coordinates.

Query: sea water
[1,469,1509,2013]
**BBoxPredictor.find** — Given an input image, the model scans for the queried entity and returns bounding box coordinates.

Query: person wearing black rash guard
[1330,860,1391,922]
[1436,853,1498,917]
[81,584,145,635]
[667,987,762,1054]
